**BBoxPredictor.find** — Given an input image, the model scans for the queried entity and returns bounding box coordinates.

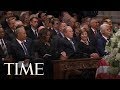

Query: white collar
[60,32,64,37]
[91,28,96,32]
[102,35,108,41]
[66,37,71,41]
[31,26,37,32]
[16,39,26,45]
[0,39,4,45]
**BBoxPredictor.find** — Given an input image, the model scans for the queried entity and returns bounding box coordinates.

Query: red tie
[94,31,97,35]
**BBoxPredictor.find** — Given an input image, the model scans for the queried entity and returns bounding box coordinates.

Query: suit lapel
[64,37,74,50]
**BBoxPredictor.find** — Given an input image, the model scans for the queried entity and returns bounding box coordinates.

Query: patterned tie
[21,41,29,55]
[0,39,8,56]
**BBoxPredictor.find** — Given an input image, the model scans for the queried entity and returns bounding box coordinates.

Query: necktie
[34,30,38,37]
[69,40,76,52]
[94,31,97,36]
[0,39,8,56]
[21,41,29,55]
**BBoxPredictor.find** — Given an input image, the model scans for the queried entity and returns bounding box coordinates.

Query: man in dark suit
[4,16,16,41]
[51,22,67,59]
[11,26,34,63]
[26,15,39,40]
[0,25,13,79]
[88,18,101,48]
[0,26,13,62]
[97,23,112,57]
[1,11,14,30]
[51,18,60,38]
[11,26,45,79]
[59,26,82,60]
[37,12,47,27]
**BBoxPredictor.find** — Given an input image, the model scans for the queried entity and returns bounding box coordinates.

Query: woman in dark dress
[77,29,100,79]
[34,28,53,79]
[77,29,99,58]
[34,28,52,59]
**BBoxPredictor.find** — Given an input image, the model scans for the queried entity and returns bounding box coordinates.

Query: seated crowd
[0,11,118,79]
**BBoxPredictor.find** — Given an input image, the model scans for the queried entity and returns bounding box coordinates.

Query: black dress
[77,41,98,58]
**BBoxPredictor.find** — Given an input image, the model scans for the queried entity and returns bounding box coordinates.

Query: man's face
[30,18,38,28]
[41,13,47,21]
[104,25,112,37]
[9,19,16,30]
[65,27,73,39]
[53,21,60,30]
[6,11,14,18]
[18,27,27,41]
[0,28,5,39]
[91,19,99,29]
[59,23,67,32]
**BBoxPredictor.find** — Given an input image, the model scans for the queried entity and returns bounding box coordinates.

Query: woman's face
[45,31,51,42]
[80,31,88,41]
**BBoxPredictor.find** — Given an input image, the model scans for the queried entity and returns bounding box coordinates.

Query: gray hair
[15,26,24,37]
[100,23,110,33]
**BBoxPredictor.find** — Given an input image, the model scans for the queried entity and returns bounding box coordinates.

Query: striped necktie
[69,40,76,52]
[21,41,29,55]
[0,39,8,56]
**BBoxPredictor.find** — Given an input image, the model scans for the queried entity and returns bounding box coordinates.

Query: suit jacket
[51,34,64,59]
[26,26,38,40]
[33,40,52,59]
[97,36,108,57]
[77,41,99,58]
[88,28,101,48]
[11,38,34,62]
[1,19,9,30]
[51,29,59,38]
[4,27,16,41]
[0,39,12,63]
[60,37,82,59]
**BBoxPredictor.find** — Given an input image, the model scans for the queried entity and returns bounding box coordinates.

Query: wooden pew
[52,58,101,79]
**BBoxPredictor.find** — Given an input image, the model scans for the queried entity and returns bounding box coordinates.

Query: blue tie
[69,40,76,52]
[21,41,29,55]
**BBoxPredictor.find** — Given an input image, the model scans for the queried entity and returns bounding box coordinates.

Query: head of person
[7,17,16,30]
[63,26,73,39]
[100,23,112,38]
[67,17,76,28]
[90,17,99,30]
[4,11,14,19]
[38,28,51,42]
[0,25,5,39]
[20,11,30,26]
[52,18,60,30]
[38,12,47,22]
[79,29,88,42]
[29,15,39,29]
[59,22,67,32]
[38,26,45,33]
[15,26,27,41]
[81,17,91,26]
[14,20,24,29]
